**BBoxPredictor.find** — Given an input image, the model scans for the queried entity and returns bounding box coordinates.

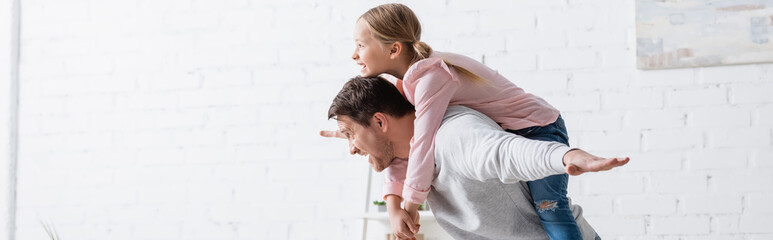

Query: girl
[348,3,583,239]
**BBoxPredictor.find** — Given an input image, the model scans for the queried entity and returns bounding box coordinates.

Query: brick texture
[5,0,772,239]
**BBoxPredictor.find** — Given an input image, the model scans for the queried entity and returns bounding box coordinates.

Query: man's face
[336,115,395,172]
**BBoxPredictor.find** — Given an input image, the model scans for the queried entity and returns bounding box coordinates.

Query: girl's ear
[388,42,403,60]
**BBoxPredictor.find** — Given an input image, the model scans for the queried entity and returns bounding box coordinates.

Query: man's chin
[368,159,384,172]
[370,157,396,172]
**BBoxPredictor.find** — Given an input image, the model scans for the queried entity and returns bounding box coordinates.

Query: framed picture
[636,0,773,69]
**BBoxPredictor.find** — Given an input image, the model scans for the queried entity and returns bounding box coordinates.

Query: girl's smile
[352,18,412,78]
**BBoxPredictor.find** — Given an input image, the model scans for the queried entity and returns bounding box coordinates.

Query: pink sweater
[382,51,560,204]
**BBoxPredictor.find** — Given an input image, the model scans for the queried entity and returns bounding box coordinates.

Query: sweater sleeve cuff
[402,184,430,204]
[549,145,572,174]
[382,181,404,200]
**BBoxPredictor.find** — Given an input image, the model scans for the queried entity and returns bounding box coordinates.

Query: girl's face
[352,19,394,77]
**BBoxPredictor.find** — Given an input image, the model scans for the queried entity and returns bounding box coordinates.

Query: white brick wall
[1,0,16,238]
[4,0,772,240]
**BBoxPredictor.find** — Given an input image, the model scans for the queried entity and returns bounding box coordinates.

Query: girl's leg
[508,115,582,240]
[526,174,580,239]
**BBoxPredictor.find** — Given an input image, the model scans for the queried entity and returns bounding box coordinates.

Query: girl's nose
[352,49,358,60]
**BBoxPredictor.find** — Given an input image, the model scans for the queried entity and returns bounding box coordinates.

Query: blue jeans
[507,115,583,240]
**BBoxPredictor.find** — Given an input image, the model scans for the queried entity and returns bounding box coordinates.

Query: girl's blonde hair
[359,3,485,84]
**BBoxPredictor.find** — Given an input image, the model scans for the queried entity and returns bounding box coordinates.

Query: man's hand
[319,130,345,139]
[562,149,630,176]
[320,129,368,156]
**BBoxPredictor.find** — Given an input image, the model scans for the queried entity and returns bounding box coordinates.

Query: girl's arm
[400,59,459,205]
[385,194,419,239]
[382,158,407,199]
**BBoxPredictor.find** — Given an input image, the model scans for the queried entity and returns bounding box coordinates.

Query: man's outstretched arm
[435,106,629,183]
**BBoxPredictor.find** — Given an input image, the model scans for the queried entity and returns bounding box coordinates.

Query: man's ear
[388,42,403,60]
[372,112,389,133]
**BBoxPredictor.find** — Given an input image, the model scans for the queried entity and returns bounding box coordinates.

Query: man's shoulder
[442,106,492,124]
[442,105,474,118]
[440,106,503,133]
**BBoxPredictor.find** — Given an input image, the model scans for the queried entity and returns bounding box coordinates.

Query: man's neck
[390,111,416,158]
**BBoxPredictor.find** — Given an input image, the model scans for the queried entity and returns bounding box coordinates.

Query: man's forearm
[489,135,569,183]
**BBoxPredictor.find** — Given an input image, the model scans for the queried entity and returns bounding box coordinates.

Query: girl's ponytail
[412,41,432,61]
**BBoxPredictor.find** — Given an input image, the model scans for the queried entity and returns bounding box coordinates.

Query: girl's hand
[385,195,418,240]
[387,207,418,240]
[403,201,421,230]
[319,130,346,139]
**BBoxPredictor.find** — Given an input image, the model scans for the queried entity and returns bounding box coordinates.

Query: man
[324,76,629,240]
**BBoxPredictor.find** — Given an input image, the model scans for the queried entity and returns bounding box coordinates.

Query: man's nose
[348,141,360,155]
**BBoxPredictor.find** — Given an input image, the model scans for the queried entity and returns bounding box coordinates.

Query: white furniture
[358,167,453,240]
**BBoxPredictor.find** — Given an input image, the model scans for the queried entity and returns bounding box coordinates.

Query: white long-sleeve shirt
[421,106,598,240]
[384,105,569,190]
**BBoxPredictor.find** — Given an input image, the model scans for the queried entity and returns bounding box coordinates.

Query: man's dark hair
[328,76,415,126]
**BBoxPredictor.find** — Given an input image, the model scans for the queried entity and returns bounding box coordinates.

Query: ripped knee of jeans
[535,200,558,213]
